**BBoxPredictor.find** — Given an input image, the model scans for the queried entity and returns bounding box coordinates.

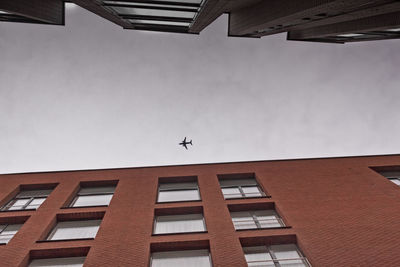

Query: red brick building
[1,154,400,266]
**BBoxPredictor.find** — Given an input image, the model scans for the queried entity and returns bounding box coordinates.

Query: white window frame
[157,181,201,203]
[153,213,207,234]
[46,219,101,241]
[243,244,311,267]
[0,223,23,244]
[150,249,213,267]
[219,178,265,199]
[389,177,400,185]
[29,256,86,267]
[385,173,400,186]
[1,189,53,211]
[230,210,285,230]
[376,171,400,185]
[69,185,116,207]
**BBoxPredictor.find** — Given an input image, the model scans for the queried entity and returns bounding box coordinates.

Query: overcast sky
[0,4,399,174]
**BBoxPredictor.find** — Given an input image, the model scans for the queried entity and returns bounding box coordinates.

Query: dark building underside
[1,0,400,43]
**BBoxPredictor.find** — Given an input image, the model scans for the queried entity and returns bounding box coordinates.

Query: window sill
[0,208,37,213]
[36,238,95,243]
[156,199,202,204]
[224,195,271,200]
[236,226,291,231]
[60,205,109,209]
[152,231,208,236]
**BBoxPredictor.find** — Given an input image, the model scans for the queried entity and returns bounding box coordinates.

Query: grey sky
[1,4,399,174]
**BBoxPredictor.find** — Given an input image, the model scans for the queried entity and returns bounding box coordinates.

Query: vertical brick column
[198,172,247,267]
[83,172,157,266]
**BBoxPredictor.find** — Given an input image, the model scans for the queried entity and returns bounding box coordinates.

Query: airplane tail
[189,140,193,145]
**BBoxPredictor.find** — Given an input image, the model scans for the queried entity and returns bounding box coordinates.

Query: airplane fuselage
[180,142,190,145]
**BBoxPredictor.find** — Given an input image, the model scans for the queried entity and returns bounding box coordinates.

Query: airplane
[179,137,193,150]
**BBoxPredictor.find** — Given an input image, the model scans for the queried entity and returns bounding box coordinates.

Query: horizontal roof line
[1,153,400,176]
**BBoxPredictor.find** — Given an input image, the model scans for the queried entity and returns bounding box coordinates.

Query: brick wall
[1,155,400,266]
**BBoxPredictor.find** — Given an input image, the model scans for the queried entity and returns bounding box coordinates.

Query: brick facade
[1,154,400,266]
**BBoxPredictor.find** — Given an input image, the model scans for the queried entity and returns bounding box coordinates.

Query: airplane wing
[183,137,186,143]
[183,143,188,149]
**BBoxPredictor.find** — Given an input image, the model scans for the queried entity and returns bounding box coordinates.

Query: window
[29,257,86,267]
[47,220,101,241]
[128,19,191,27]
[387,28,400,32]
[378,171,400,185]
[231,210,284,230]
[336,33,364,38]
[158,181,200,202]
[0,223,22,244]
[389,178,400,186]
[151,249,212,267]
[243,244,310,267]
[154,213,206,234]
[219,178,265,199]
[102,0,204,32]
[109,6,196,19]
[1,189,53,211]
[70,185,116,207]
